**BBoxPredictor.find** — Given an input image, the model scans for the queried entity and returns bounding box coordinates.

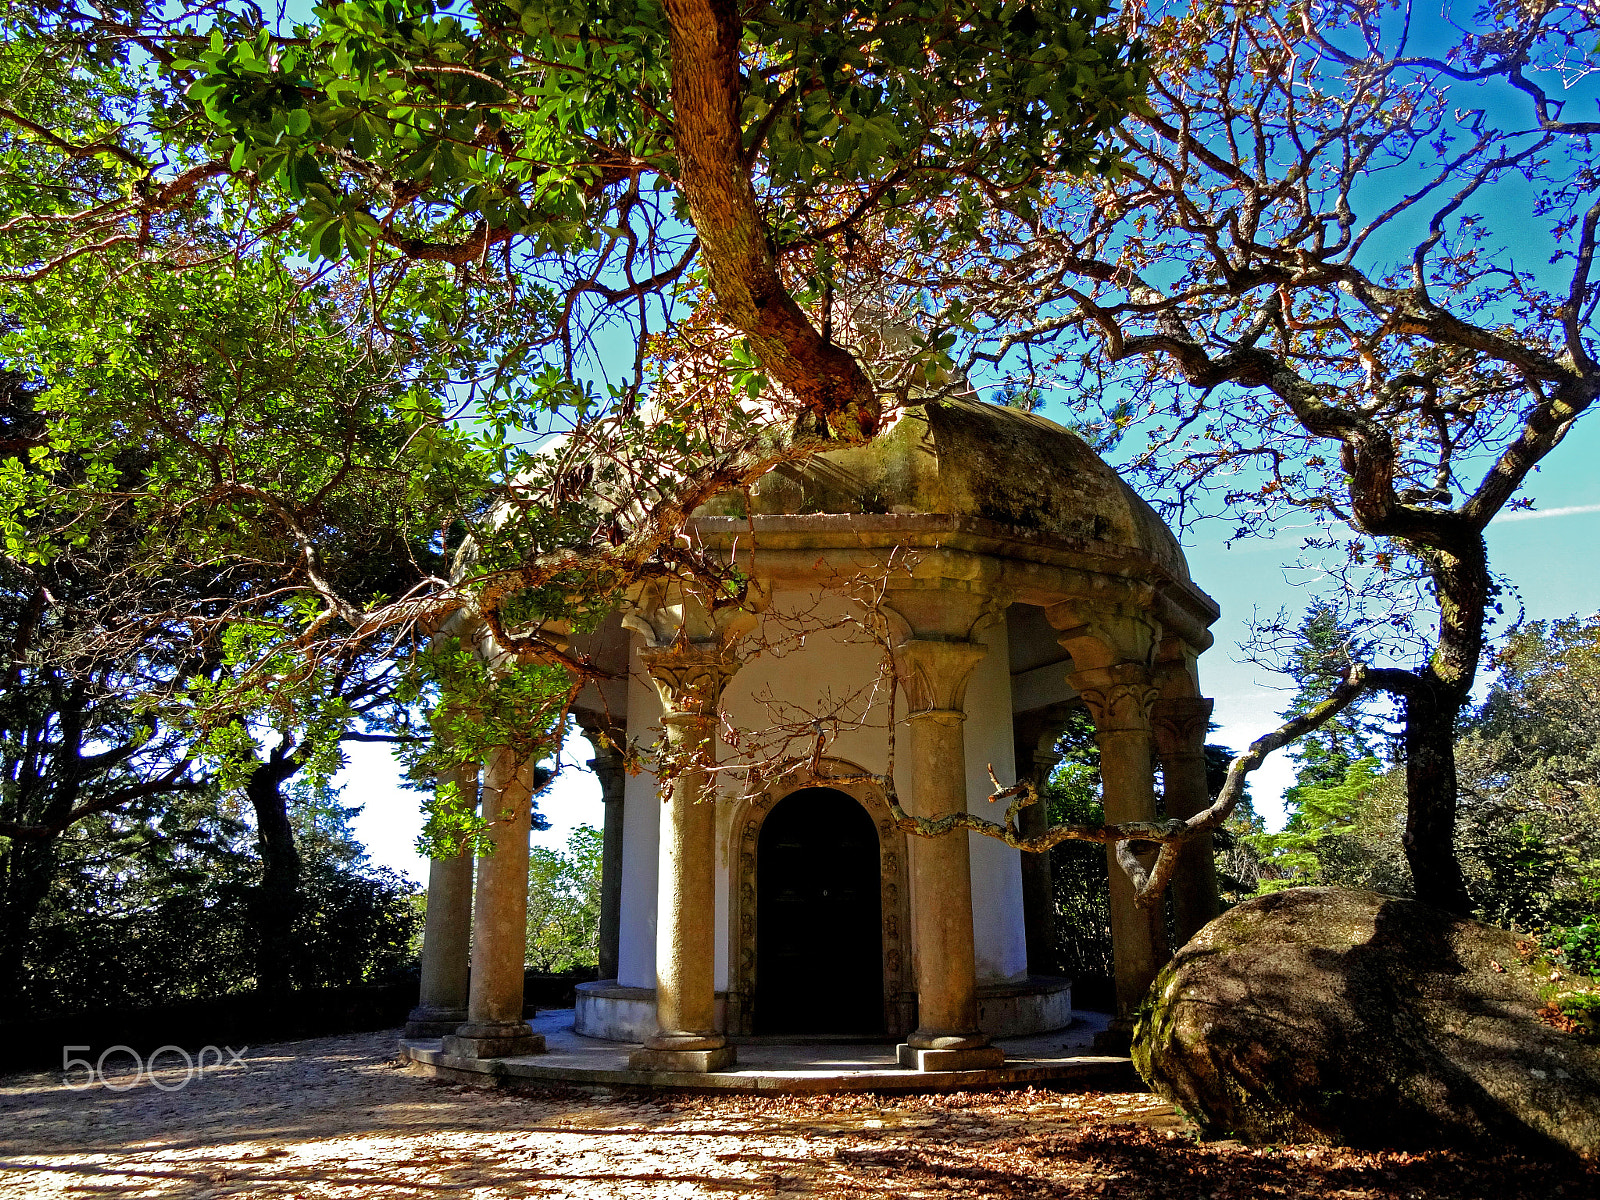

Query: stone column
[1072,663,1168,1029]
[579,722,628,983]
[405,763,480,1038]
[1152,696,1222,946]
[1012,717,1069,977]
[894,637,1005,1072]
[628,640,740,1073]
[442,747,545,1059]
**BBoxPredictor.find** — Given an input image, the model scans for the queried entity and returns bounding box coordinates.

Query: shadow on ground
[1,1026,1594,1198]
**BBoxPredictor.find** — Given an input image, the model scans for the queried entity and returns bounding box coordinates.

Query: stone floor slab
[402,1007,1136,1093]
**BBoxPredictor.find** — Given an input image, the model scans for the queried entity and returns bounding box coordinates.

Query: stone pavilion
[404,396,1221,1075]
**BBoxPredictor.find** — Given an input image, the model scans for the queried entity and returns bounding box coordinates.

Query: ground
[2,1029,1594,1198]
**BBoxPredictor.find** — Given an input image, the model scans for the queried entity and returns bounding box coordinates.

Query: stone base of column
[441,1021,546,1059]
[906,1028,990,1051]
[897,1043,1006,1072]
[628,1045,737,1073]
[404,1006,467,1039]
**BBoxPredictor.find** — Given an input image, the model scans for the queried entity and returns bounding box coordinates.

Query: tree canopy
[882,0,1600,910]
[0,1,1145,653]
[4,1,1597,916]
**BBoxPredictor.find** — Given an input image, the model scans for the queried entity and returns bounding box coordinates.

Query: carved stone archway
[725,762,915,1038]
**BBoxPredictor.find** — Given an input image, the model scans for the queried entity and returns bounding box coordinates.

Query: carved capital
[640,641,741,729]
[1151,697,1214,760]
[1046,604,1160,672]
[880,586,1011,644]
[1071,663,1159,733]
[577,719,628,806]
[621,577,770,650]
[891,638,989,717]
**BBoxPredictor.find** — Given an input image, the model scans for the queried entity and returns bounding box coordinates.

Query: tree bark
[0,827,63,1009]
[1402,688,1471,913]
[1392,538,1486,915]
[662,0,878,437]
[244,739,307,1000]
[0,678,86,1012]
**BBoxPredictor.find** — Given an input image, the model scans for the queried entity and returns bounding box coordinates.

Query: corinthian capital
[1151,697,1214,759]
[892,639,989,717]
[620,576,770,650]
[1070,663,1159,733]
[640,640,741,725]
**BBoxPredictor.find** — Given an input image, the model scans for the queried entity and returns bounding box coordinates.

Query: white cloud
[1492,502,1600,523]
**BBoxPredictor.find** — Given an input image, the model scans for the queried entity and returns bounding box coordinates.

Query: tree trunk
[0,829,61,1010]
[245,743,305,1001]
[1397,539,1486,916]
[0,678,86,1013]
[1401,686,1472,914]
[662,0,878,435]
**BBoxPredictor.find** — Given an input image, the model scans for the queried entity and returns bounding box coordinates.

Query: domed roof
[712,396,1189,580]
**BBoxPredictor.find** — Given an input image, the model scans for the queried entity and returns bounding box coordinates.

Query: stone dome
[705,396,1189,581]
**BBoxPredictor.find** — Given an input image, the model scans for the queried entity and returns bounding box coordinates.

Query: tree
[0,0,1146,641]
[207,655,424,1000]
[1454,615,1600,948]
[0,36,491,992]
[524,823,603,974]
[1042,710,1112,990]
[2,2,1213,880]
[20,774,421,1017]
[1246,758,1406,892]
[0,377,209,1007]
[0,231,484,985]
[0,608,203,1007]
[1273,605,1386,805]
[1235,612,1600,959]
[915,0,1600,911]
[9,1,1522,923]
[1239,601,1408,895]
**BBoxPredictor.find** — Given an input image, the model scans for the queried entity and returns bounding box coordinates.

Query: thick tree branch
[883,664,1371,911]
[662,0,878,438]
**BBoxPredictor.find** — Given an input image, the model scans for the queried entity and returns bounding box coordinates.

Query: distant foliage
[1213,791,1268,909]
[280,789,424,992]
[1455,617,1600,946]
[17,787,419,1017]
[525,824,603,974]
[1243,604,1407,895]
[1039,710,1110,989]
[1247,759,1411,898]
[1246,608,1600,971]
[1045,710,1254,988]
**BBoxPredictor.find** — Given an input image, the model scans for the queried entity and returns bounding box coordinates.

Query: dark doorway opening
[755,787,884,1035]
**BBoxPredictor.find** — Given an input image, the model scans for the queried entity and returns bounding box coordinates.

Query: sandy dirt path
[1,1028,1592,1198]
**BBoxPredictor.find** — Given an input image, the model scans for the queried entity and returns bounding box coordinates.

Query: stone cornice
[684,512,1219,635]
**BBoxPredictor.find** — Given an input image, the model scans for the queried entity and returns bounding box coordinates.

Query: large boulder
[1132,887,1600,1157]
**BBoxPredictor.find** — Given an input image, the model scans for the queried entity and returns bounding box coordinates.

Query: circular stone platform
[401,1008,1137,1094]
[573,976,1074,1043]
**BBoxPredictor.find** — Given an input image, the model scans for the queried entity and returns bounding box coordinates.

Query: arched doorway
[755,787,884,1034]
